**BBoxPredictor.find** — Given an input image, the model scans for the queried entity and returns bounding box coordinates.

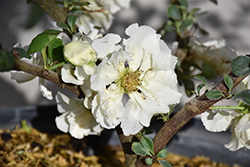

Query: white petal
[90,59,120,91]
[55,112,70,133]
[201,110,234,132]
[11,71,35,83]
[224,128,244,151]
[92,33,121,59]
[61,64,84,85]
[91,84,124,129]
[235,113,250,131]
[82,64,96,75]
[56,92,72,113]
[39,78,53,100]
[74,66,88,81]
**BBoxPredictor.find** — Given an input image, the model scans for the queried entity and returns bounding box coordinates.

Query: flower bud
[64,41,97,67]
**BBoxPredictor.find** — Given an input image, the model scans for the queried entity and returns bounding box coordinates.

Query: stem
[12,49,84,98]
[210,106,245,110]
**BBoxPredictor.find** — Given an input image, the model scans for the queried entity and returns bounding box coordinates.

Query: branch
[135,72,247,167]
[12,50,84,98]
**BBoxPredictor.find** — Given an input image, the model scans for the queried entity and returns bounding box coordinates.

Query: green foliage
[156,148,168,159]
[67,15,77,32]
[0,49,14,72]
[158,160,172,167]
[27,29,61,55]
[224,75,234,93]
[21,120,31,132]
[10,48,31,59]
[179,0,188,8]
[167,5,181,20]
[206,90,223,100]
[145,157,153,165]
[57,22,71,33]
[210,0,218,5]
[232,90,250,105]
[183,79,195,97]
[48,38,64,62]
[231,55,250,76]
[201,63,218,79]
[131,142,150,156]
[141,136,154,154]
[25,4,44,29]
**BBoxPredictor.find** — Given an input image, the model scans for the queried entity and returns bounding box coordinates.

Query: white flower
[188,37,238,76]
[91,24,182,136]
[76,0,131,34]
[55,92,103,139]
[10,43,53,100]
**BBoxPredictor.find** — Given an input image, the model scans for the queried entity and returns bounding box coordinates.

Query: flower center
[120,70,142,93]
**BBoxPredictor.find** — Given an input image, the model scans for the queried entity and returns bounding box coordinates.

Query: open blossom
[55,92,103,139]
[76,0,131,34]
[91,23,182,136]
[201,76,250,151]
[10,43,53,100]
[188,37,238,77]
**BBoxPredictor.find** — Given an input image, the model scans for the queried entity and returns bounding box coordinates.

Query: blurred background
[0,0,250,109]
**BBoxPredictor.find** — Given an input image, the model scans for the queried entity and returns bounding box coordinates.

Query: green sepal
[27,29,61,54]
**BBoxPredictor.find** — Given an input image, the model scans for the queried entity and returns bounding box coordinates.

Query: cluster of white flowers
[76,0,131,34]
[57,23,182,138]
[201,76,250,151]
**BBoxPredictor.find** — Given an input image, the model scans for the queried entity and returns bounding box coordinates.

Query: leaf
[232,90,250,105]
[164,25,176,32]
[48,38,64,62]
[156,148,168,159]
[210,0,218,5]
[145,158,153,165]
[141,136,154,154]
[158,160,172,167]
[202,63,218,79]
[0,49,14,72]
[180,19,193,30]
[205,90,223,100]
[183,79,195,97]
[21,120,31,132]
[194,76,207,85]
[57,22,71,33]
[10,48,31,59]
[231,56,250,76]
[167,5,181,20]
[197,83,205,95]
[132,142,151,156]
[142,129,153,136]
[179,0,188,8]
[67,15,77,32]
[25,4,44,29]
[224,75,234,92]
[27,29,61,54]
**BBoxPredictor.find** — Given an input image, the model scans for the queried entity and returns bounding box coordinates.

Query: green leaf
[202,63,218,79]
[180,19,193,30]
[25,4,44,29]
[27,29,61,54]
[158,160,172,167]
[183,79,195,97]
[0,49,14,72]
[206,90,223,100]
[21,120,31,132]
[142,129,153,136]
[197,83,205,95]
[132,142,151,156]
[210,0,218,5]
[232,90,250,105]
[179,0,188,8]
[164,25,176,32]
[10,48,31,59]
[167,5,181,20]
[67,15,77,32]
[57,22,71,33]
[156,148,168,159]
[224,75,234,92]
[145,158,153,165]
[141,136,154,154]
[194,76,207,85]
[231,56,250,76]
[48,38,64,62]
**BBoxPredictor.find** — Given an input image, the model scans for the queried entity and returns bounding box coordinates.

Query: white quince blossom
[91,23,182,136]
[188,37,238,76]
[55,92,103,139]
[201,76,250,151]
[76,0,131,34]
[10,43,53,100]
